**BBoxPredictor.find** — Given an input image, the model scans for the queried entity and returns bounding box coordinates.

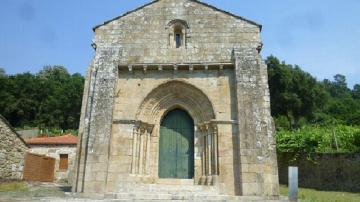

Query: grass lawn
[0,181,66,200]
[280,185,360,202]
[0,181,28,192]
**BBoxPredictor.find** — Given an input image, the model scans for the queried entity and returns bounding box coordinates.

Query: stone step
[156,179,194,185]
[109,192,230,200]
[116,184,220,194]
[37,197,288,202]
[107,193,288,201]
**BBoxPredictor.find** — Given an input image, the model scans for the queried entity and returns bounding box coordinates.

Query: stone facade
[28,145,77,182]
[0,115,28,180]
[73,0,279,199]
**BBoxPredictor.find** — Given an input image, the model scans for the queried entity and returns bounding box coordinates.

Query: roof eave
[93,0,161,32]
[191,0,262,31]
[27,143,77,146]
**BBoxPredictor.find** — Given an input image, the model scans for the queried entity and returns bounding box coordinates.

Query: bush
[276,124,360,154]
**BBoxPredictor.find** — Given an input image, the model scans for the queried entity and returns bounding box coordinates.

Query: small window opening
[59,154,68,171]
[176,33,181,48]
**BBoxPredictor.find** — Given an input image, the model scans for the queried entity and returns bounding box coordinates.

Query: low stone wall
[0,115,28,180]
[278,152,360,192]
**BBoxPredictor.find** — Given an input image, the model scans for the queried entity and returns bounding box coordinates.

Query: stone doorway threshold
[156,179,194,185]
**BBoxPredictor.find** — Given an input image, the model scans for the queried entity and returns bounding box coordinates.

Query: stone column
[145,128,151,175]
[234,47,279,197]
[131,126,139,174]
[130,122,153,176]
[211,124,219,184]
[138,128,144,175]
[206,124,213,185]
[199,125,207,185]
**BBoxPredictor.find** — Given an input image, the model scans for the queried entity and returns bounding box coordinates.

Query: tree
[0,68,5,77]
[266,56,327,128]
[0,66,84,130]
[353,84,360,99]
[334,74,347,88]
[324,74,350,98]
[35,66,83,129]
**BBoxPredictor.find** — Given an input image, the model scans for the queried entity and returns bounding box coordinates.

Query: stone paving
[0,182,289,202]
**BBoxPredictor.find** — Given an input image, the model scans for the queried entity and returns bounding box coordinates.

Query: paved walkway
[0,182,289,202]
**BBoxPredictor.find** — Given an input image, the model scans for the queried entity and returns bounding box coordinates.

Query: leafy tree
[321,76,360,125]
[0,66,84,130]
[353,84,360,99]
[0,68,5,77]
[266,56,327,128]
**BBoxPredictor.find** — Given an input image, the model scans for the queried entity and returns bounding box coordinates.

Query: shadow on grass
[59,186,72,193]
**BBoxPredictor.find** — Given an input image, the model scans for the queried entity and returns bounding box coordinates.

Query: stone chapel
[72,0,280,199]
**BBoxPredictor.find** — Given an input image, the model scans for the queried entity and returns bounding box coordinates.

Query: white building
[26,134,77,182]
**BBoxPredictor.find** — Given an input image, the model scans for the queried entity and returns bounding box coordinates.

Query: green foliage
[276,125,360,154]
[0,68,5,77]
[353,84,360,99]
[266,56,327,128]
[38,128,78,137]
[266,56,360,129]
[0,66,84,130]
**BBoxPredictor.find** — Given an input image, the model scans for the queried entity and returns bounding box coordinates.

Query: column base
[206,175,213,186]
[212,175,219,185]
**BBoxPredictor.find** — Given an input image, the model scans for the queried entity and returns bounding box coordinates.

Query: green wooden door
[159,109,194,179]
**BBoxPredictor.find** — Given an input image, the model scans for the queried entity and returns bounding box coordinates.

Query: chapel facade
[72,0,279,198]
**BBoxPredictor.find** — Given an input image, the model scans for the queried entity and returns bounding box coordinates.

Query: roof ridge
[93,0,261,31]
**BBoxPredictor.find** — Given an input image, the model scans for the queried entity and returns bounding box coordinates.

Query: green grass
[280,185,360,202]
[0,181,65,200]
[0,182,28,192]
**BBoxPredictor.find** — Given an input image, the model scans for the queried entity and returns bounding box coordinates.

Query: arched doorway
[159,109,194,179]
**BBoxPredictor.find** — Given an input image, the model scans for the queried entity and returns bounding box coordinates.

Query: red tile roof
[26,134,78,145]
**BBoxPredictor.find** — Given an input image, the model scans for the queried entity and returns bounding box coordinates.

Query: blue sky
[0,0,359,88]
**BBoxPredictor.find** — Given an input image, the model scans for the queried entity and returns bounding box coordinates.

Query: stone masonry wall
[0,115,28,180]
[234,48,279,197]
[106,69,237,194]
[95,0,261,64]
[278,152,360,192]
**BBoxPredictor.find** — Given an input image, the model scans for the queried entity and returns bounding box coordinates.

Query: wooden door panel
[159,109,194,179]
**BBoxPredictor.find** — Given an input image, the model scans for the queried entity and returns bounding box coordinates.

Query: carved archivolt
[136,80,215,125]
[134,80,219,184]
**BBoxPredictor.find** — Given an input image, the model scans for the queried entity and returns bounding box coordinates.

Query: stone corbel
[128,65,133,72]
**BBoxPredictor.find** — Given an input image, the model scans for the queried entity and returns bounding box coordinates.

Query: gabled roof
[0,115,28,148]
[93,0,262,31]
[26,134,78,145]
